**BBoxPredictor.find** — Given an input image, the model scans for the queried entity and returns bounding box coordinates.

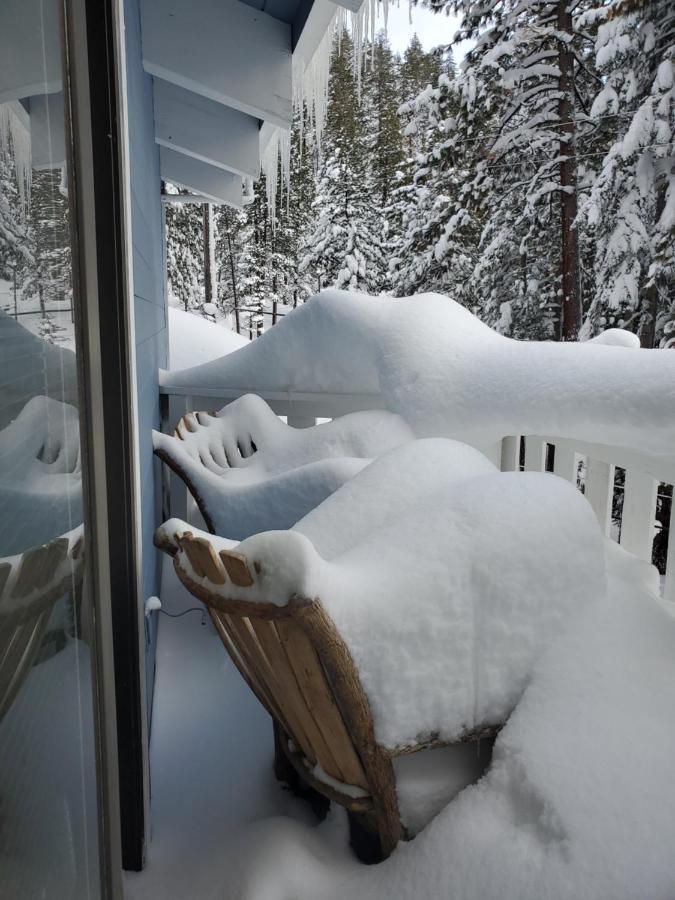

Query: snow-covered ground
[0,280,76,351]
[128,539,675,900]
[167,307,247,370]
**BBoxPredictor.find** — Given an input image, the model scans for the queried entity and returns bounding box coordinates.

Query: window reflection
[0,4,101,896]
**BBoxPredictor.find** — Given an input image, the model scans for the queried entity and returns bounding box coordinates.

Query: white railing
[159,386,675,602]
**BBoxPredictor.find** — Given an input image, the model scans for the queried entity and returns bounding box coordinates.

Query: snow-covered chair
[0,527,84,721]
[153,393,413,539]
[154,524,496,860]
[155,439,606,860]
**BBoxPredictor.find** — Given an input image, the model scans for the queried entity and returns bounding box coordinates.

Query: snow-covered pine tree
[399,33,443,106]
[413,0,600,339]
[363,32,405,290]
[369,32,404,207]
[301,32,385,293]
[215,205,247,332]
[0,131,33,292]
[165,188,203,311]
[270,113,316,309]
[578,0,674,346]
[392,60,486,303]
[22,169,72,328]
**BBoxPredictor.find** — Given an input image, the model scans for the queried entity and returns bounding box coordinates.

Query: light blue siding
[125,0,167,726]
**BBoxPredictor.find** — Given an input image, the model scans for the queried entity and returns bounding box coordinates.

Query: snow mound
[585,327,641,348]
[167,307,247,370]
[161,290,675,460]
[165,453,605,748]
[153,394,414,538]
[294,437,498,558]
[228,557,675,900]
[0,396,83,555]
[0,310,78,428]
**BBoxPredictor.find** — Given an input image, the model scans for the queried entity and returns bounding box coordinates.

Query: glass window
[0,3,102,897]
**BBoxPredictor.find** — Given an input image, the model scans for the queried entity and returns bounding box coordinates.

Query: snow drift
[160,290,675,460]
[159,439,606,749]
[167,307,247,370]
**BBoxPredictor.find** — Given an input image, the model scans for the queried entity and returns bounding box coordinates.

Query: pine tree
[578,0,674,346]
[165,190,203,311]
[399,34,442,105]
[392,59,490,304]
[21,169,72,339]
[301,33,384,292]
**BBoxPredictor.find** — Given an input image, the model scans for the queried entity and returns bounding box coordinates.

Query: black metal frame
[64,0,148,879]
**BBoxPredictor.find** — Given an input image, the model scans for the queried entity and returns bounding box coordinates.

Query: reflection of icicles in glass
[0,102,32,207]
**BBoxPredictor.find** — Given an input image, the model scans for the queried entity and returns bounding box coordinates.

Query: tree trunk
[637,184,667,348]
[225,230,241,334]
[203,203,215,306]
[557,0,581,342]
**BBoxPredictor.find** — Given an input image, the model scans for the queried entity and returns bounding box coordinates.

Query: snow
[167,306,247,370]
[0,641,100,898]
[232,553,675,900]
[0,395,82,555]
[163,453,606,749]
[161,290,675,461]
[294,437,497,559]
[585,327,640,348]
[0,309,78,428]
[153,393,413,538]
[137,524,675,900]
[393,739,494,836]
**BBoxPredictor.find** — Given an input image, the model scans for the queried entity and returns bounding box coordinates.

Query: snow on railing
[159,386,674,602]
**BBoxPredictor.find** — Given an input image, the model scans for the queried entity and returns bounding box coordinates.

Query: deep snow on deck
[124,556,346,900]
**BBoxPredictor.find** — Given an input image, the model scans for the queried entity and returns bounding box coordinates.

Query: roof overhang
[143,0,362,205]
[0,0,364,203]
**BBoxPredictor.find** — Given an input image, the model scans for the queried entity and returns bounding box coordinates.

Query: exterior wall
[124,0,167,724]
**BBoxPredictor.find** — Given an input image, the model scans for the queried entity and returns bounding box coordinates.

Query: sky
[373,2,472,63]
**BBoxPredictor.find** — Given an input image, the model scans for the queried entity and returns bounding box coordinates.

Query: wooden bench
[0,529,84,721]
[155,526,496,861]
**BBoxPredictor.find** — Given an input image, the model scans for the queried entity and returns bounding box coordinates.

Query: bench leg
[272,721,330,821]
[347,810,386,864]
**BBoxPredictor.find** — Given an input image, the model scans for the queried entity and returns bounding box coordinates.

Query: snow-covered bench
[0,527,84,721]
[152,394,412,538]
[155,439,606,859]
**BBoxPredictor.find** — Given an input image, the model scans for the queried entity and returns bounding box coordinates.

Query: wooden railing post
[663,495,675,604]
[584,458,614,536]
[552,441,577,483]
[524,436,546,472]
[287,415,317,428]
[166,393,190,521]
[620,470,657,563]
[500,436,520,472]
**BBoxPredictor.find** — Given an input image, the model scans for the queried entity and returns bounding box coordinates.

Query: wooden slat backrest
[209,605,369,791]
[0,534,82,721]
[169,531,405,854]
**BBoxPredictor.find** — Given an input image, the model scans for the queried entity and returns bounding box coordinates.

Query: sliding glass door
[0,2,113,896]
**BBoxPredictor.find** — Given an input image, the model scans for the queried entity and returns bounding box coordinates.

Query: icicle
[261,126,291,229]
[269,0,392,220]
[0,102,32,208]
